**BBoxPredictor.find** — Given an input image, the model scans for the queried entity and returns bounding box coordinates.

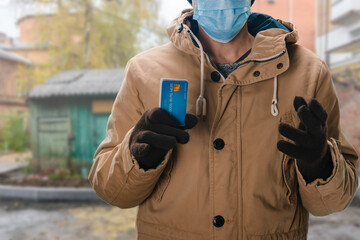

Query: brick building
[8,15,51,66]
[0,19,36,135]
[0,14,51,116]
[316,0,360,88]
[0,49,31,129]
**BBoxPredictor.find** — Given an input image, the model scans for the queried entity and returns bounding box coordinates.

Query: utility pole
[57,0,63,10]
[84,0,92,68]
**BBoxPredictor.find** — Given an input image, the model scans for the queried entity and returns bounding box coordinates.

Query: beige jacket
[88,9,359,240]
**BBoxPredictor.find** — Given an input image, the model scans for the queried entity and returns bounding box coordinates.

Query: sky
[0,0,192,39]
[0,0,18,37]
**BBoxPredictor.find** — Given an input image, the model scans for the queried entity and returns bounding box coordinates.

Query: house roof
[0,38,50,50]
[28,69,125,98]
[0,49,32,65]
[5,42,50,50]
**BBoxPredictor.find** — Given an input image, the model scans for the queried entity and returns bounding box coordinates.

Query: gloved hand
[277,96,333,183]
[129,107,198,170]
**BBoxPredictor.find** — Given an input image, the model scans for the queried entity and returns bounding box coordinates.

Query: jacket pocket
[152,158,174,202]
[282,154,298,205]
[279,112,299,206]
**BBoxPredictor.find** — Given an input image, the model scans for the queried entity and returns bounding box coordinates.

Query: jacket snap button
[211,71,221,82]
[213,215,225,228]
[177,23,183,33]
[253,71,260,77]
[213,138,225,150]
[277,63,284,69]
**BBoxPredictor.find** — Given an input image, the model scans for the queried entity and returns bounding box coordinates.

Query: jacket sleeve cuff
[296,138,341,189]
[120,127,173,179]
[295,137,353,215]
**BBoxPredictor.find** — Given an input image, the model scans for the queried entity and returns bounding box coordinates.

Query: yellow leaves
[15,64,53,96]
[16,0,166,95]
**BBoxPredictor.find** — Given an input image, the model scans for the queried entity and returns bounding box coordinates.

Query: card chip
[174,84,181,92]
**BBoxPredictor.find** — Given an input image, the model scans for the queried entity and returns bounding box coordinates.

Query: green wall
[29,96,112,173]
[70,100,110,173]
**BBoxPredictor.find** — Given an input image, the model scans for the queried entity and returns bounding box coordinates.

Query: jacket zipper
[204,48,286,79]
[251,50,287,62]
[232,50,286,69]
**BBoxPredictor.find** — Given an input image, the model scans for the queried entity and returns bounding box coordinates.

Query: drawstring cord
[271,76,279,117]
[184,24,207,120]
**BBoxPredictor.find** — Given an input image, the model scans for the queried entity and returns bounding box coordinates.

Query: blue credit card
[159,79,188,126]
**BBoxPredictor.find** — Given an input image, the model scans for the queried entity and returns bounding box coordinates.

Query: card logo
[174,84,181,92]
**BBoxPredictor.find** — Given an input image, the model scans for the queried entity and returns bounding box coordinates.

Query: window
[350,27,360,40]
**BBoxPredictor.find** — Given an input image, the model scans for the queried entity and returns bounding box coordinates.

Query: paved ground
[0,201,136,240]
[309,208,360,240]
[0,151,31,174]
[0,200,360,240]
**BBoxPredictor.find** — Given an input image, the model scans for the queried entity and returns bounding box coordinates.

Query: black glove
[277,96,333,183]
[129,107,198,170]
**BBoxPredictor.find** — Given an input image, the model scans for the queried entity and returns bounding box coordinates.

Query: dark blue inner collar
[247,13,290,37]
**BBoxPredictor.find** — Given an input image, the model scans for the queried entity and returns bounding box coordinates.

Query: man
[88,0,359,239]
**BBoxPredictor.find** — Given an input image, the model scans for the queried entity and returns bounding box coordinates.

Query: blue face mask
[193,0,251,43]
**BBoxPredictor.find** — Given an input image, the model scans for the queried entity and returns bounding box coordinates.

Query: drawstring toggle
[271,76,279,117]
[196,96,207,120]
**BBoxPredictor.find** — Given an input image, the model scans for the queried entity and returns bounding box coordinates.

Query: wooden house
[27,69,124,174]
